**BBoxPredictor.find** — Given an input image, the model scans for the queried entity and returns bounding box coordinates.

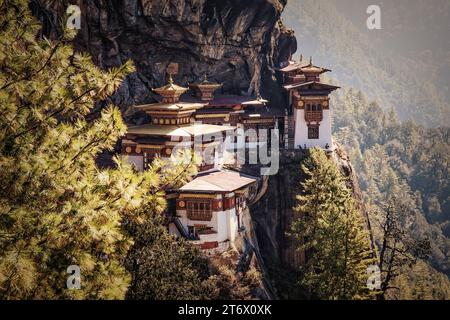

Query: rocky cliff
[248,147,374,299]
[31,0,296,122]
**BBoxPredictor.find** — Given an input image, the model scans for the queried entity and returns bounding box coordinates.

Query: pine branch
[0,41,62,91]
[11,63,128,141]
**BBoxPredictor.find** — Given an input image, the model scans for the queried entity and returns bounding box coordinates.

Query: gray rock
[31,0,297,123]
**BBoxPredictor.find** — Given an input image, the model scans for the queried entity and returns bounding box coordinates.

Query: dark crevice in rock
[31,0,297,123]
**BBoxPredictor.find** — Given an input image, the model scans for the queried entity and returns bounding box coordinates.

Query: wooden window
[305,103,323,122]
[308,126,319,139]
[306,104,322,112]
[187,200,212,221]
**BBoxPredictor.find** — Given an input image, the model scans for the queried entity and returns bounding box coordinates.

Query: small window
[308,126,319,139]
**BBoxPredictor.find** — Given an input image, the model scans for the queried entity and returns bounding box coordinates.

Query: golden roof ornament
[298,56,332,75]
[189,74,222,101]
[153,74,189,103]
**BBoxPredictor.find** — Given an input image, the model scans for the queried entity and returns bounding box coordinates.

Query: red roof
[283,81,340,91]
[279,61,332,74]
[279,61,301,72]
[182,94,266,107]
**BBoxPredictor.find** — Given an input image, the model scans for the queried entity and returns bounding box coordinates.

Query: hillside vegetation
[332,88,450,299]
[283,0,450,127]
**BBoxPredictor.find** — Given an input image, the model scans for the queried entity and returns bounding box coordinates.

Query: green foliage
[0,0,198,299]
[291,148,374,300]
[266,263,303,300]
[207,251,264,300]
[332,87,450,298]
[126,226,265,300]
[390,260,450,300]
[125,215,213,300]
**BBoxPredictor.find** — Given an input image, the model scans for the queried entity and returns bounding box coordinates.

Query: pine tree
[291,148,375,300]
[125,215,214,300]
[0,0,196,299]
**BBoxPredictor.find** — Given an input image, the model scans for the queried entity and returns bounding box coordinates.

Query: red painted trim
[223,197,235,210]
[199,242,219,250]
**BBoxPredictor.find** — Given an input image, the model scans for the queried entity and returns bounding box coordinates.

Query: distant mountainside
[332,88,450,279]
[283,0,450,127]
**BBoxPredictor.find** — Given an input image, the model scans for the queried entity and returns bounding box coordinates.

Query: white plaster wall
[227,209,238,242]
[214,149,225,170]
[198,233,221,243]
[124,155,144,171]
[294,109,333,149]
[216,211,229,243]
[235,124,246,151]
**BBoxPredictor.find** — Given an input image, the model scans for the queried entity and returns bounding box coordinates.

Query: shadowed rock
[31,0,297,123]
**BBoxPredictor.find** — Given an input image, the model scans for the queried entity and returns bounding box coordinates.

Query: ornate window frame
[186,200,213,221]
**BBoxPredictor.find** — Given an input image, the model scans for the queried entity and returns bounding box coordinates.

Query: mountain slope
[331,87,450,297]
[283,0,450,127]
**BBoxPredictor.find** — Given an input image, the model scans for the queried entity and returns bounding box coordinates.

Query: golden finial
[300,54,303,63]
[168,73,174,85]
[309,56,313,65]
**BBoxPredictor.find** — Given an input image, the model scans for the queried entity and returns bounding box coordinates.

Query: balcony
[305,111,323,122]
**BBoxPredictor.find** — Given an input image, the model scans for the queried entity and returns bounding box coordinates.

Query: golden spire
[153,74,188,103]
[309,56,313,65]
[299,54,303,64]
[189,73,222,101]
[168,73,174,85]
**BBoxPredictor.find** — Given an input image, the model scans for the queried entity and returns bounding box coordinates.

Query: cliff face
[31,0,296,121]
[249,150,307,271]
[248,147,373,298]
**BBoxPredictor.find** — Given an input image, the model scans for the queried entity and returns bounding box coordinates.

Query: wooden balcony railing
[305,111,323,122]
[287,75,306,84]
